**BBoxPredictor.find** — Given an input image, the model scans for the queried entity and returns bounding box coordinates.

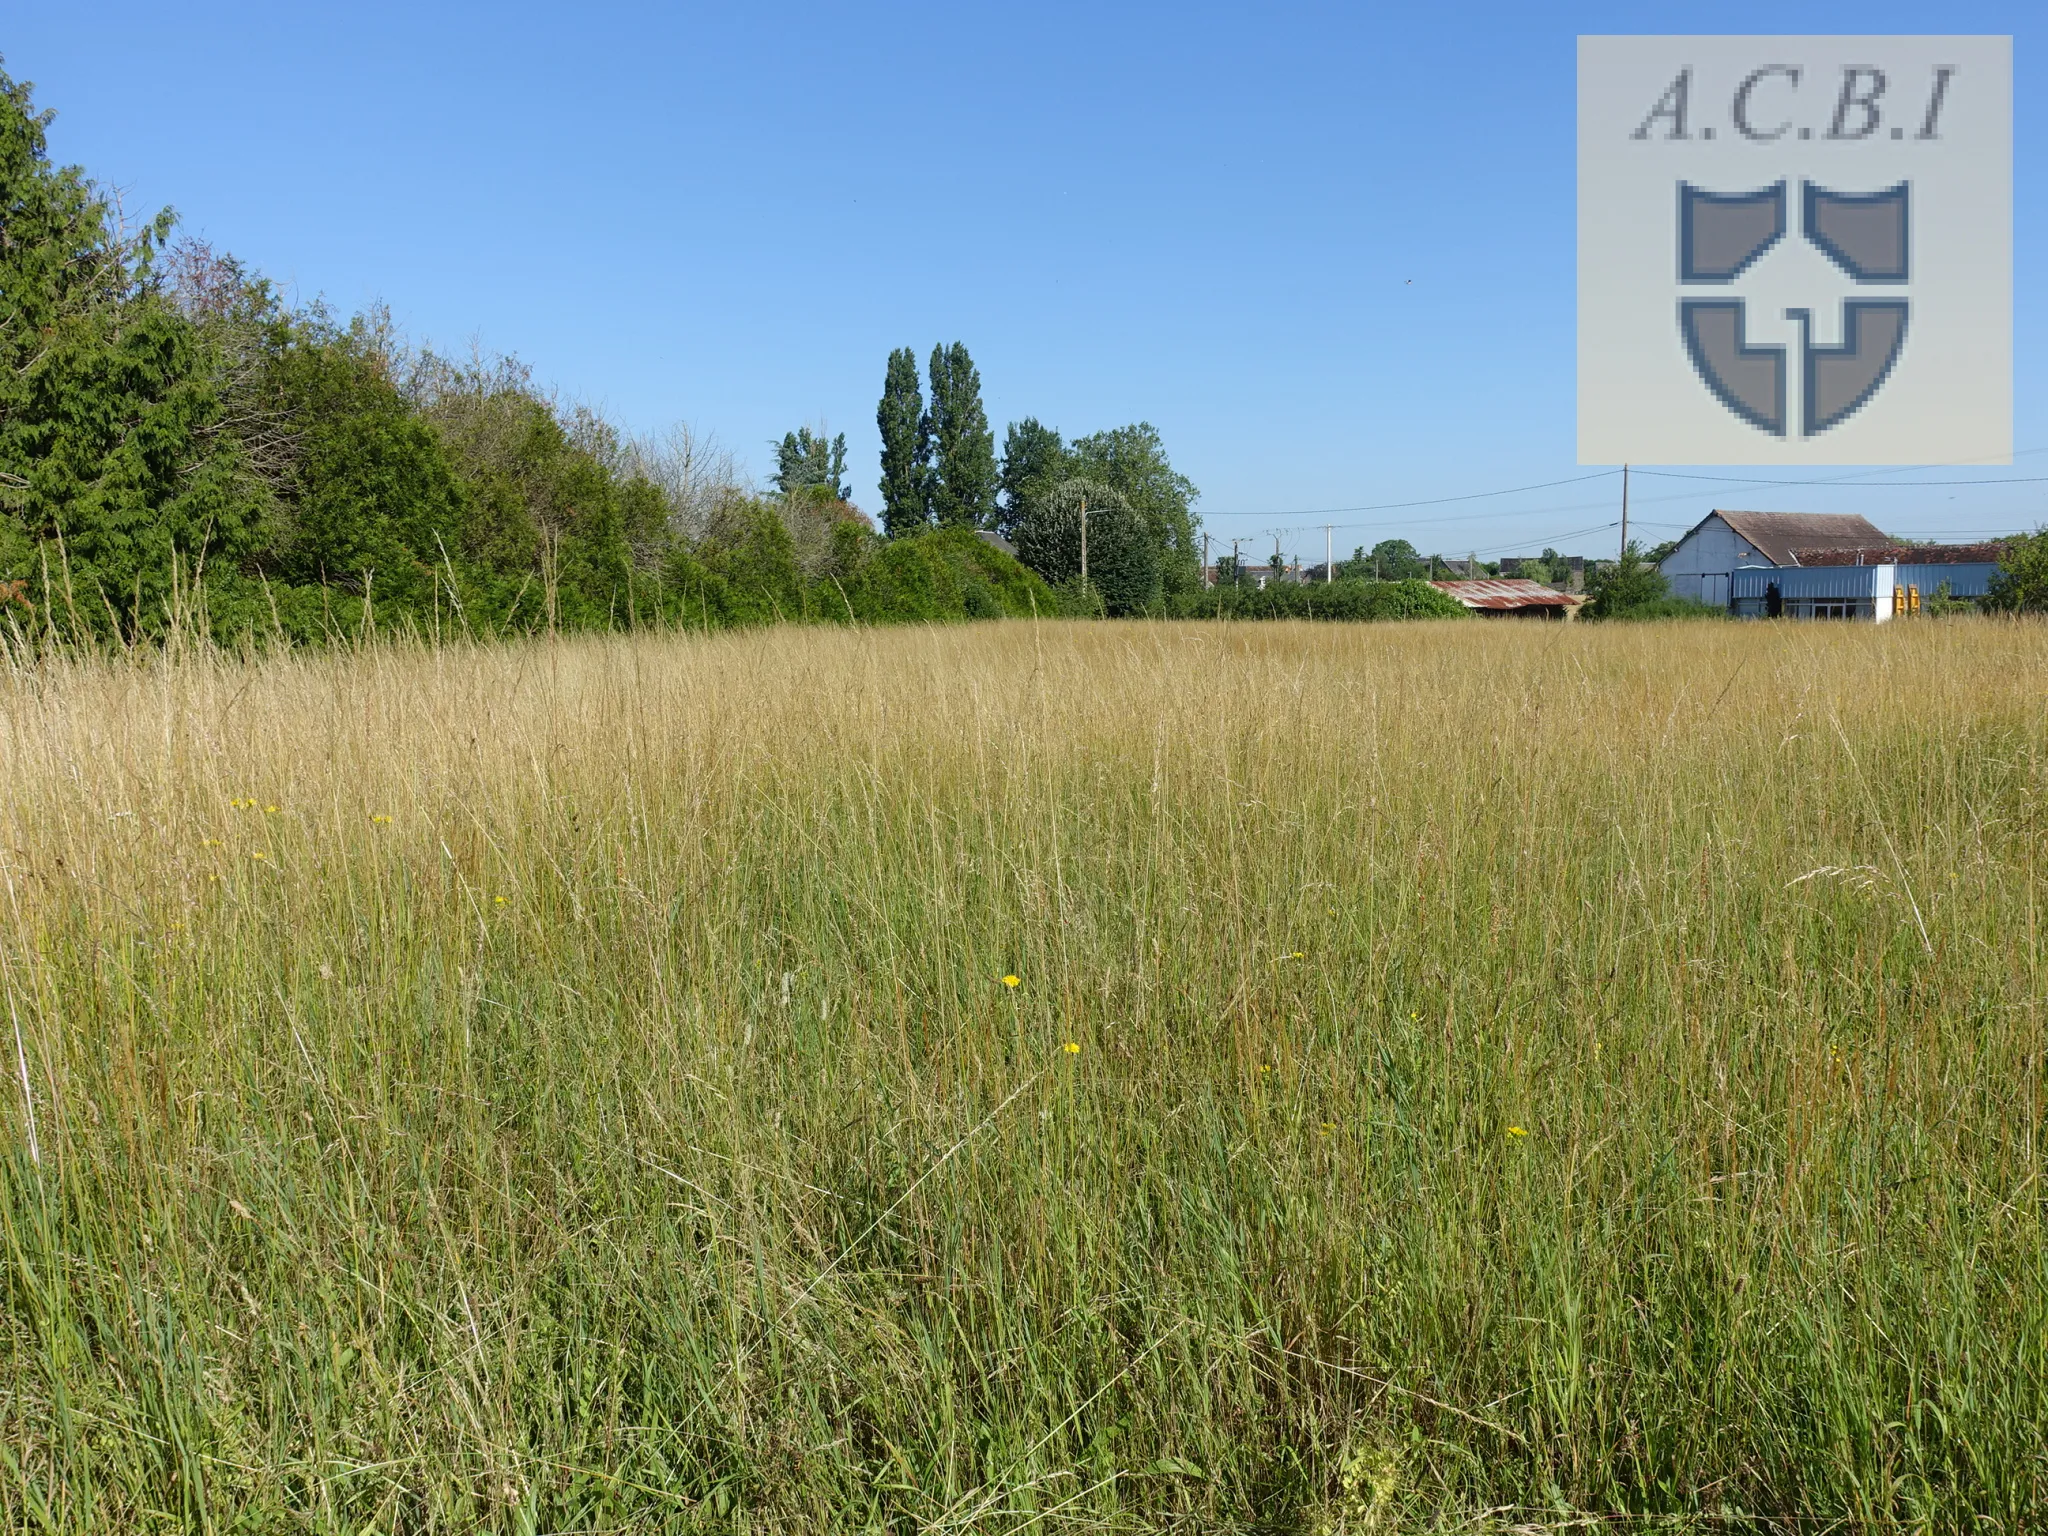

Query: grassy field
[0,616,2044,1532]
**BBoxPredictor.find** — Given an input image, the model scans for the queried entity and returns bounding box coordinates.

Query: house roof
[1429,578,1584,611]
[1793,543,2006,567]
[1709,511,1889,566]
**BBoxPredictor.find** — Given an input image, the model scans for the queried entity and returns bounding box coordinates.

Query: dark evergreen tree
[927,342,996,529]
[0,62,266,634]
[998,418,1065,539]
[772,427,850,500]
[876,347,930,536]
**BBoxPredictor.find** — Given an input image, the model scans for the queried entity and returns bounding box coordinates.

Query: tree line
[0,64,1073,644]
[0,62,1470,644]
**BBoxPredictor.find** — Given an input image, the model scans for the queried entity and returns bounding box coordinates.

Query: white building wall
[1658,515,1774,607]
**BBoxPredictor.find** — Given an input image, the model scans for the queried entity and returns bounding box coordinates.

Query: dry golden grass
[1,616,2044,1531]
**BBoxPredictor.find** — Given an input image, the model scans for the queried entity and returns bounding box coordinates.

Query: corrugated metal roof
[1429,579,1582,610]
[1795,543,2006,566]
[1710,511,1889,565]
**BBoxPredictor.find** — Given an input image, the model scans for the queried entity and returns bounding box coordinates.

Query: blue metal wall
[1729,563,2000,603]
[1731,566,1882,602]
[1893,562,2000,598]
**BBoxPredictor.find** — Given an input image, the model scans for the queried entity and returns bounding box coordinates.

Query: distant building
[1430,579,1589,619]
[976,530,1018,558]
[1660,510,2006,618]
[1203,562,1303,590]
[1658,511,1887,607]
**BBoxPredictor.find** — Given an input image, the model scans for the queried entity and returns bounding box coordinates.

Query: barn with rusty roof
[1428,578,1589,619]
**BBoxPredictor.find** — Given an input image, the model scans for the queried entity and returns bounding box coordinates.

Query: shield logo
[1677,180,1910,438]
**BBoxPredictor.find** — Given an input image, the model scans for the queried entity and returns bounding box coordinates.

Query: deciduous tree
[1987,531,2048,612]
[1067,424,1200,594]
[999,418,1064,538]
[1586,540,1669,618]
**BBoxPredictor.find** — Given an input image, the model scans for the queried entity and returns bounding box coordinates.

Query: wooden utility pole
[1325,524,1334,582]
[1078,489,1089,586]
[1618,463,1630,559]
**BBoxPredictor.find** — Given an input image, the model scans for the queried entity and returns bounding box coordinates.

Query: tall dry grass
[0,617,2044,1532]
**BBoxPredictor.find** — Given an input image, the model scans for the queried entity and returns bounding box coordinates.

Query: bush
[1163,577,1467,622]
[1986,531,2048,612]
[1585,542,1670,619]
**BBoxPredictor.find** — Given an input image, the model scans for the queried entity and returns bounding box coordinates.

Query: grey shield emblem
[1677,180,1909,437]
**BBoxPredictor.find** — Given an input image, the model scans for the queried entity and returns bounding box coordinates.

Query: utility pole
[1618,463,1630,560]
[1325,524,1333,582]
[1230,537,1242,588]
[1078,489,1089,587]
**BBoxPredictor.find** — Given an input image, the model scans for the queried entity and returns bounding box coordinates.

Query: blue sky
[6,2,2039,561]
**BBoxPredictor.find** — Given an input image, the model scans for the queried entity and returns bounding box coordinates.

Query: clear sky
[6,3,2039,563]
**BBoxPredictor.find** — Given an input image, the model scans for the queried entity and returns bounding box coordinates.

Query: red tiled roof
[1794,543,2007,566]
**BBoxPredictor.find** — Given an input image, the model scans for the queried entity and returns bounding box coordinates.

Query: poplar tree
[875,347,929,536]
[927,342,996,530]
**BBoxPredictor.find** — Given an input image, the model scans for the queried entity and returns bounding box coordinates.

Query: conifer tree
[0,61,262,631]
[876,347,930,536]
[773,427,849,500]
[927,342,996,530]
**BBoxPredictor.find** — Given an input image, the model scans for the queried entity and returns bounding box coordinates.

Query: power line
[1210,447,2048,556]
[1225,471,1617,523]
[1466,520,1620,558]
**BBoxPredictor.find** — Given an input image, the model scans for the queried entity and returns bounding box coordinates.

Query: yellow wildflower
[1062,1041,1080,1054]
[1002,974,1020,988]
[1508,1125,1528,1138]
